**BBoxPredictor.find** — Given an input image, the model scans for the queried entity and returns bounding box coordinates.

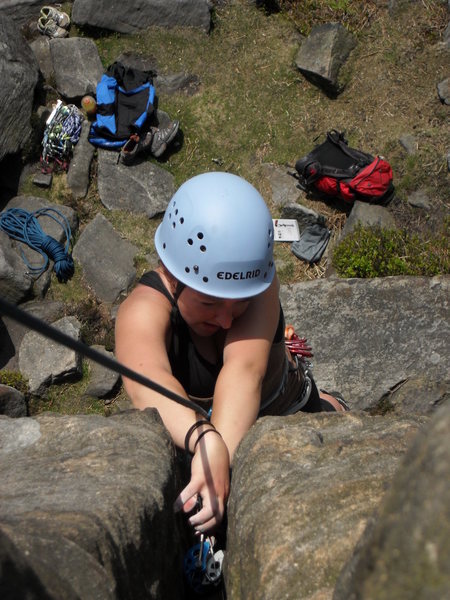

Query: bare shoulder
[243,274,279,322]
[226,275,280,347]
[116,283,173,345]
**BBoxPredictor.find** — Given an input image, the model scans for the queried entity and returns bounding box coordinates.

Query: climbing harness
[183,500,225,596]
[0,297,210,419]
[41,100,83,172]
[0,207,74,283]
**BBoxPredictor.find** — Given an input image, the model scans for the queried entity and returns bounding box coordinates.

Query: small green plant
[332,223,449,278]
[0,370,29,394]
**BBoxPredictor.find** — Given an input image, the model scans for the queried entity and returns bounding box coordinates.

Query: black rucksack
[295,130,394,205]
[88,62,156,149]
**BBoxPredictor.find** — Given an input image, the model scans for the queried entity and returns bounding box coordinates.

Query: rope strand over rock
[0,207,74,283]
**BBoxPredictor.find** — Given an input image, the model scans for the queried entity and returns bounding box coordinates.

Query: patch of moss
[332,223,449,278]
[0,370,28,394]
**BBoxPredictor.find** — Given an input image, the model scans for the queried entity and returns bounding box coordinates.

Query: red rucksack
[295,130,394,205]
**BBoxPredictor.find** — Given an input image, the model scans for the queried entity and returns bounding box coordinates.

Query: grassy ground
[20,0,449,414]
[36,0,450,272]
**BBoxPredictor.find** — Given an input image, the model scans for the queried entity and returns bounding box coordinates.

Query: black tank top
[139,271,221,398]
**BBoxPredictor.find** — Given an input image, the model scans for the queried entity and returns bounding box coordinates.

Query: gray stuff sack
[291,223,331,264]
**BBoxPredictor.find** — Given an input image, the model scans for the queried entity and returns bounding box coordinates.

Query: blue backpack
[88,62,156,149]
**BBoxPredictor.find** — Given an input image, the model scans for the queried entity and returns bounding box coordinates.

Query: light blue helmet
[154,172,275,299]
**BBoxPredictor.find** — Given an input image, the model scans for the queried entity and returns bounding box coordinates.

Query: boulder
[279,276,450,411]
[0,1,49,28]
[0,299,66,371]
[83,345,121,400]
[261,163,304,208]
[29,35,53,81]
[67,118,95,199]
[18,315,82,395]
[72,214,139,303]
[225,410,426,599]
[0,384,27,417]
[72,0,212,34]
[341,201,396,235]
[334,401,450,599]
[0,12,39,161]
[97,147,175,218]
[0,231,34,305]
[399,133,418,155]
[156,72,201,96]
[407,188,432,210]
[0,409,185,599]
[295,22,356,97]
[50,37,104,101]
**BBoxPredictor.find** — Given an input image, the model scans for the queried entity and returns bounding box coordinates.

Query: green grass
[28,361,106,416]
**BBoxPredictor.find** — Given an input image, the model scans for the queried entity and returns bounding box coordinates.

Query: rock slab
[334,401,450,600]
[0,409,185,600]
[225,411,426,600]
[279,276,450,410]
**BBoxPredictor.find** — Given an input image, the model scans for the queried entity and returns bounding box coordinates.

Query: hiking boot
[150,121,179,158]
[118,134,140,166]
[37,15,68,38]
[138,130,154,153]
[40,6,70,29]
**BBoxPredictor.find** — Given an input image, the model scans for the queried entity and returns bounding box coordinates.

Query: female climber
[115,171,348,535]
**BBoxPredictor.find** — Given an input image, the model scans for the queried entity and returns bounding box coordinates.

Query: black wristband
[184,419,214,454]
[193,428,222,453]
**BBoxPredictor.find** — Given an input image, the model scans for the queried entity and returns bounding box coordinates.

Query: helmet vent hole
[172,222,176,229]
[200,245,206,252]
[203,276,208,283]
[175,209,178,215]
[197,232,204,239]
[179,217,184,224]
[185,267,190,273]
[194,265,199,274]
[162,243,166,250]
[187,238,193,245]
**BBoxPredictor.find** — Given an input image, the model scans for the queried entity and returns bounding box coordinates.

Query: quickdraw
[184,534,224,596]
[285,324,313,359]
[183,499,225,596]
[41,100,83,173]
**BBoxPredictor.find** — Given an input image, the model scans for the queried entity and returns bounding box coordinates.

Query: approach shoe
[40,6,70,29]
[150,120,179,158]
[118,134,140,166]
[37,15,68,38]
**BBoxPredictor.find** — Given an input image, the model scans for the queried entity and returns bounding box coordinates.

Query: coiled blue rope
[0,207,74,283]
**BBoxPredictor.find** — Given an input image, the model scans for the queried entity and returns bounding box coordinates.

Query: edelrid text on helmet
[217,269,261,280]
[154,172,275,299]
